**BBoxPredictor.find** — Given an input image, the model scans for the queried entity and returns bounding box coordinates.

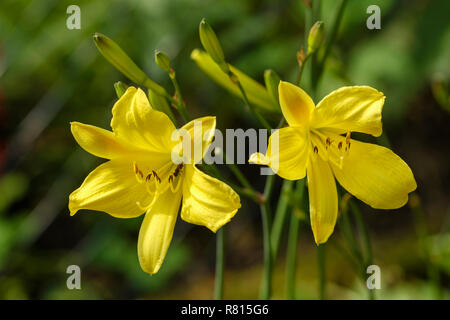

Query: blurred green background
[0,0,449,299]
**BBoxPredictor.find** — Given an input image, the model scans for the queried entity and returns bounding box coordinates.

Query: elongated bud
[148,89,176,124]
[199,19,229,74]
[307,21,325,54]
[114,81,128,98]
[264,69,281,104]
[154,50,171,72]
[93,33,167,96]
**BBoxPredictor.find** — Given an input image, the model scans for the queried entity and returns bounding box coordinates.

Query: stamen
[345,131,351,144]
[152,170,161,184]
[169,164,184,193]
[313,146,318,154]
[133,161,144,183]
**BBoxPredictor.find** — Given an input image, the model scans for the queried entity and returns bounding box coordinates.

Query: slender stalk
[285,179,305,299]
[214,227,225,299]
[296,54,310,87]
[286,214,300,299]
[259,174,276,299]
[259,203,272,299]
[410,194,442,299]
[349,201,375,300]
[351,202,373,266]
[312,0,348,91]
[168,71,190,123]
[317,244,326,299]
[222,151,253,190]
[270,180,294,260]
[339,206,363,262]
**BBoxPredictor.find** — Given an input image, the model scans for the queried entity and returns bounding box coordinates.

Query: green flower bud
[148,89,176,124]
[307,21,325,54]
[114,81,128,98]
[199,18,229,74]
[264,69,281,104]
[154,50,171,72]
[93,33,167,96]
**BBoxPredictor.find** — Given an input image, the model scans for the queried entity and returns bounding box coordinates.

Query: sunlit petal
[330,139,417,209]
[278,81,314,126]
[110,87,177,153]
[137,189,182,274]
[69,160,151,218]
[249,126,309,180]
[179,116,216,164]
[181,165,240,232]
[70,121,156,160]
[311,86,385,137]
[307,155,338,244]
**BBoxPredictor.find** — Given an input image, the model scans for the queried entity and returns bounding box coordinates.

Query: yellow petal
[71,122,152,160]
[69,160,151,218]
[138,189,182,274]
[278,81,314,126]
[110,87,177,153]
[330,139,417,209]
[249,127,309,180]
[307,155,338,244]
[181,165,241,233]
[178,116,216,164]
[311,86,385,137]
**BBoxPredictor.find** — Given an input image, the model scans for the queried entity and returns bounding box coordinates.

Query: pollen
[133,162,145,183]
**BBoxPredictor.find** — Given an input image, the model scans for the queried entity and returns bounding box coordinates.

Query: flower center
[133,161,184,210]
[310,129,351,169]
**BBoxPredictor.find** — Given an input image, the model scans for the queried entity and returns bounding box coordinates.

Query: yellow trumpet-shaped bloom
[69,87,241,274]
[250,81,416,244]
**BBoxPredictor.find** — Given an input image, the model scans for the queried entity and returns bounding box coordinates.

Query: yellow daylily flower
[250,81,416,244]
[69,87,241,274]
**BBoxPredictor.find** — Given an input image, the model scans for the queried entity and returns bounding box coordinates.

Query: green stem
[296,54,311,87]
[286,214,300,300]
[350,201,375,300]
[339,206,363,262]
[285,180,305,299]
[312,0,348,91]
[214,227,225,299]
[350,202,373,266]
[168,72,190,122]
[317,244,326,300]
[259,174,276,299]
[222,152,253,190]
[410,194,442,299]
[270,180,294,260]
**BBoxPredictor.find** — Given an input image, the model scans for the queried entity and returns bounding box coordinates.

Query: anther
[313,146,318,154]
[345,131,351,144]
[152,170,161,183]
[338,141,343,150]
